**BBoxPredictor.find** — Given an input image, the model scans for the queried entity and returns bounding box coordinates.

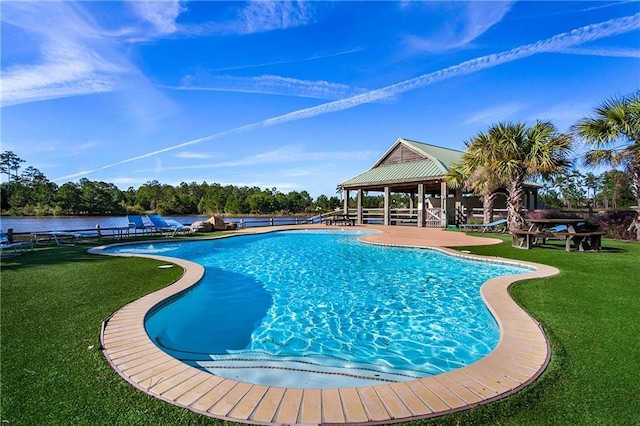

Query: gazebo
[337,137,538,227]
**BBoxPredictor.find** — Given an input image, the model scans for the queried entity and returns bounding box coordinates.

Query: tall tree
[446,133,503,225]
[584,172,602,209]
[573,91,640,239]
[599,169,635,210]
[465,121,572,231]
[0,151,25,181]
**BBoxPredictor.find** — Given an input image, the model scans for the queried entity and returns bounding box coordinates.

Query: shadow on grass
[0,246,103,271]
[0,232,228,271]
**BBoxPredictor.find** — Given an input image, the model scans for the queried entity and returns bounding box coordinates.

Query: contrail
[53,13,640,183]
[209,48,364,72]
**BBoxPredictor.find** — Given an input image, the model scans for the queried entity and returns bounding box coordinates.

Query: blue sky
[2,1,639,198]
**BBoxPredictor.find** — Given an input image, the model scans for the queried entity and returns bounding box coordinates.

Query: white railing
[346,207,444,227]
[424,208,443,227]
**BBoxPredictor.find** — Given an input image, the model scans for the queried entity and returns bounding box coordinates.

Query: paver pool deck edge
[92,224,559,425]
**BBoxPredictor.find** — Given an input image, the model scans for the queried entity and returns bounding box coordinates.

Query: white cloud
[181,1,315,36]
[128,0,185,36]
[237,0,314,34]
[0,2,132,107]
[405,1,515,53]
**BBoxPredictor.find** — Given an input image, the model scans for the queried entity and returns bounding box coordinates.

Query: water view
[0,215,309,234]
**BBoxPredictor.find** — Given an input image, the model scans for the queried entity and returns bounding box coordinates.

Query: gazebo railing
[347,208,444,227]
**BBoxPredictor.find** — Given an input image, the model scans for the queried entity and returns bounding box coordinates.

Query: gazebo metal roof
[339,138,464,191]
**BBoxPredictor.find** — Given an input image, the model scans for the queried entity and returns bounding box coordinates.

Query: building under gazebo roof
[338,137,538,227]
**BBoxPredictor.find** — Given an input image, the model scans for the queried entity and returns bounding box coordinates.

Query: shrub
[594,211,637,240]
[525,209,581,220]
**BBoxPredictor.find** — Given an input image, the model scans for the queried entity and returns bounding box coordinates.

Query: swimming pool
[105,230,530,389]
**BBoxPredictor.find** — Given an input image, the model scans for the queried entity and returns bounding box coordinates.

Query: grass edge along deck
[94,225,559,425]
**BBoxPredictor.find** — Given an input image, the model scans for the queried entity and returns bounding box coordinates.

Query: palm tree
[573,91,640,239]
[446,140,502,225]
[465,121,573,232]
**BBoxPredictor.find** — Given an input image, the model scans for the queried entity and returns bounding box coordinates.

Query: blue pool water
[106,230,530,388]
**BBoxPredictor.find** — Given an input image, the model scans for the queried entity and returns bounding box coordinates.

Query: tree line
[0,161,344,217]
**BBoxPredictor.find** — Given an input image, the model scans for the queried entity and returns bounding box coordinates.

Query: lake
[0,215,312,234]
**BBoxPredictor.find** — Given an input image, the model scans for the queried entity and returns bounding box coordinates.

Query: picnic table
[511,218,605,252]
[325,214,355,226]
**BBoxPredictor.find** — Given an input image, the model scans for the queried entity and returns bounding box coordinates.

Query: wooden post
[440,180,448,227]
[384,186,391,225]
[455,188,463,226]
[357,189,363,225]
[343,189,349,214]
[417,184,424,227]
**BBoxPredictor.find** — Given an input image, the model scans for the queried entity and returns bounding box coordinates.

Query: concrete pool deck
[95,224,558,425]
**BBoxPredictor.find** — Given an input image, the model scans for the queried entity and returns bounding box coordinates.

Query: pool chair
[459,218,507,233]
[147,214,193,237]
[1,231,33,256]
[127,214,154,234]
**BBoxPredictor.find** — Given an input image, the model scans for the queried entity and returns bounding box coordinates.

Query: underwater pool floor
[96,224,558,425]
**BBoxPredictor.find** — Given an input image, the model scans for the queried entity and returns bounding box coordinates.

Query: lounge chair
[1,231,33,255]
[127,214,154,234]
[32,230,100,246]
[147,214,193,237]
[459,218,507,233]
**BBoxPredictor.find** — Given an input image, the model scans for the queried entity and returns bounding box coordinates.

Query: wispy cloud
[1,1,319,108]
[405,1,515,53]
[128,0,185,36]
[463,103,527,125]
[170,75,369,100]
[0,2,132,107]
[181,1,315,36]
[174,151,218,159]
[51,13,640,183]
[238,0,313,34]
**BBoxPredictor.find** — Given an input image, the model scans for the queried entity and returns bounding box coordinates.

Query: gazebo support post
[343,189,349,215]
[440,180,448,227]
[417,184,425,227]
[384,186,391,226]
[357,189,363,225]
[455,188,463,226]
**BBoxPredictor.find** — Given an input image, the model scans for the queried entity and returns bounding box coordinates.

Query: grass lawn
[1,234,639,425]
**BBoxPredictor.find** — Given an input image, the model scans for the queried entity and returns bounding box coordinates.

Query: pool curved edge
[92,226,559,425]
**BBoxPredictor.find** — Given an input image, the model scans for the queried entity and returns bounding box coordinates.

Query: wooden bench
[552,231,606,252]
[325,214,355,226]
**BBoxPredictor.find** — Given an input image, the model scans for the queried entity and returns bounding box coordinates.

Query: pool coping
[93,225,558,425]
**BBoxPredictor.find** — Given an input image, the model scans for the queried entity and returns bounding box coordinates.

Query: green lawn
[1,235,638,425]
